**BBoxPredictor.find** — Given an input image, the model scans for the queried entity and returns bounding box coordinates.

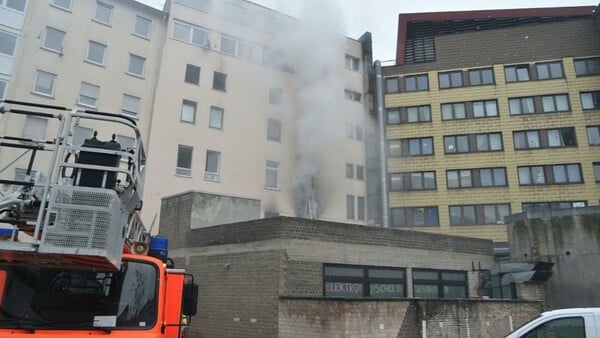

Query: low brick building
[160,203,542,337]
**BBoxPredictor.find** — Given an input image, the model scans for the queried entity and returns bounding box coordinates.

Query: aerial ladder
[0,100,197,337]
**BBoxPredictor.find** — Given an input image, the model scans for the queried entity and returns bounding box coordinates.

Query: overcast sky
[141,0,598,62]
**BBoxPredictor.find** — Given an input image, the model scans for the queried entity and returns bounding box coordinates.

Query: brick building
[160,198,543,337]
[375,6,600,245]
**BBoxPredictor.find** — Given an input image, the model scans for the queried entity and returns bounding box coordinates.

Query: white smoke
[276,0,348,217]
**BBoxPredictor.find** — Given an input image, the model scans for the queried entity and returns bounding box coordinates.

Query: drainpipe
[374,61,389,228]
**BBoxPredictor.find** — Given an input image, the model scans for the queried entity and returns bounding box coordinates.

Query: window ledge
[132,32,150,41]
[41,47,63,55]
[76,101,97,110]
[265,186,280,191]
[126,72,145,79]
[174,174,192,178]
[84,59,106,68]
[31,91,55,99]
[92,18,112,28]
[50,4,72,12]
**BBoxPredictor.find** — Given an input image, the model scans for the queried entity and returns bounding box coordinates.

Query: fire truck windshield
[0,260,158,330]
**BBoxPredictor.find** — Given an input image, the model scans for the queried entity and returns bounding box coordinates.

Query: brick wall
[279,298,543,338]
[183,250,285,338]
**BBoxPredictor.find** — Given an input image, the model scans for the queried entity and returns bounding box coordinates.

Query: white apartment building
[0,0,372,231]
[142,0,371,226]
[0,0,27,99]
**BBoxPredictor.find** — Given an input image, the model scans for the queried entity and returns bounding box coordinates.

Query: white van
[505,308,600,338]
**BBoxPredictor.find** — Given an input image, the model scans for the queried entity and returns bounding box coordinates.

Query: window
[77,82,100,108]
[93,1,113,25]
[444,133,502,153]
[134,16,151,38]
[356,165,364,180]
[269,88,282,105]
[86,41,106,65]
[413,269,467,299]
[388,137,433,157]
[344,89,361,102]
[581,91,600,110]
[345,54,359,71]
[387,106,431,124]
[389,172,436,191]
[204,150,220,181]
[588,126,600,145]
[323,264,406,298]
[523,202,587,214]
[180,100,196,123]
[42,27,65,53]
[116,134,135,151]
[0,31,17,56]
[480,168,507,187]
[438,71,463,89]
[444,168,497,188]
[212,71,226,91]
[52,0,72,10]
[0,80,6,99]
[542,94,570,112]
[518,164,582,185]
[357,196,365,221]
[405,36,435,63]
[23,116,48,140]
[509,97,535,115]
[468,68,494,85]
[441,103,466,120]
[536,61,563,79]
[504,65,530,82]
[267,118,281,141]
[385,77,399,93]
[449,205,476,225]
[223,2,252,25]
[472,100,498,118]
[346,194,365,221]
[127,54,146,77]
[513,130,540,149]
[514,127,577,149]
[265,160,279,189]
[172,20,209,48]
[184,64,200,84]
[176,145,192,176]
[450,204,510,225]
[209,106,223,129]
[593,162,600,182]
[390,207,438,227]
[444,135,469,153]
[521,317,585,338]
[220,35,236,55]
[345,163,354,179]
[5,0,26,11]
[574,57,600,76]
[355,125,363,141]
[72,125,93,146]
[346,195,355,219]
[33,70,56,96]
[404,74,428,91]
[121,94,140,117]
